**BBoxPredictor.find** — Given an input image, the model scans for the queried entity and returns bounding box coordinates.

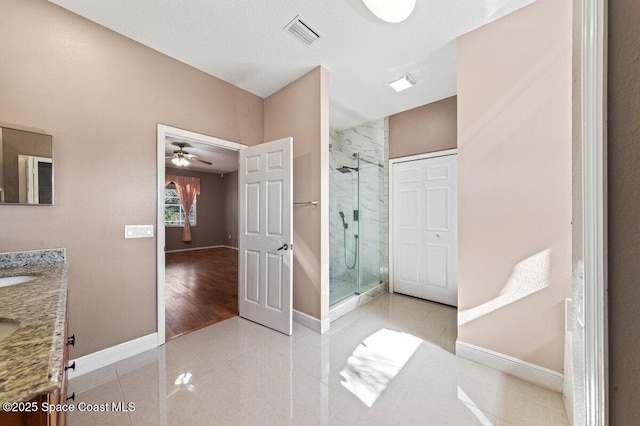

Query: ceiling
[165,137,239,174]
[49,0,535,130]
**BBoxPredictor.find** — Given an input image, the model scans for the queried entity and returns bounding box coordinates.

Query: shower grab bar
[293,200,318,206]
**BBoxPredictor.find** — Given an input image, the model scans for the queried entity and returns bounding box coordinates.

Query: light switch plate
[125,225,154,239]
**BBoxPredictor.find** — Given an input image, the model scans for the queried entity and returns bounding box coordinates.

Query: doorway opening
[163,159,239,340]
[157,124,247,344]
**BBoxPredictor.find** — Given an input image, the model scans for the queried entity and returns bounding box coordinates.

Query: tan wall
[164,168,226,251]
[388,96,457,159]
[0,0,264,357]
[223,171,239,248]
[608,0,640,422]
[264,67,330,319]
[456,0,572,372]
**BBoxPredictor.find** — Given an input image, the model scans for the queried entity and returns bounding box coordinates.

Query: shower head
[338,211,348,228]
[336,166,359,173]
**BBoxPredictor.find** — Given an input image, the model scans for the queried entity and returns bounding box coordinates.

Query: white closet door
[392,154,458,306]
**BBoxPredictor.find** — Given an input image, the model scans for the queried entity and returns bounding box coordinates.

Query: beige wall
[0,0,263,357]
[223,171,239,248]
[608,0,640,422]
[457,0,572,372]
[164,168,227,251]
[1,128,52,203]
[264,67,330,319]
[388,96,457,159]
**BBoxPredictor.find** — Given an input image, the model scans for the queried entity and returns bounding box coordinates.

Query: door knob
[277,243,289,251]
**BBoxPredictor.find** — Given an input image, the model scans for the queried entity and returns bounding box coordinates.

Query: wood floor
[165,247,238,341]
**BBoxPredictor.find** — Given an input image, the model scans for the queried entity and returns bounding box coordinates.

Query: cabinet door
[0,394,47,426]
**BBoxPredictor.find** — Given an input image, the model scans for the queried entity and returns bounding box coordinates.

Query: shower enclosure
[330,122,386,306]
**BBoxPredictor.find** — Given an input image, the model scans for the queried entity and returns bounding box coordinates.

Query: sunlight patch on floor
[339,328,422,407]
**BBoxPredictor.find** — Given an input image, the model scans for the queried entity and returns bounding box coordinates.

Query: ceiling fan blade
[171,141,191,148]
[191,157,212,165]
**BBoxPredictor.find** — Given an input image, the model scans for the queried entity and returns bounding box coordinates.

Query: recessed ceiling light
[387,74,415,92]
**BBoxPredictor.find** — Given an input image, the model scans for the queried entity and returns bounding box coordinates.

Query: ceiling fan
[166,142,212,167]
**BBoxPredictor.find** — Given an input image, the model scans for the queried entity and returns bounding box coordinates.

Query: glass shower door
[329,149,359,304]
[356,154,383,294]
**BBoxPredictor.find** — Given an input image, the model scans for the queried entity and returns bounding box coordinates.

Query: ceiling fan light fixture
[388,74,416,92]
[362,0,416,23]
[171,157,190,167]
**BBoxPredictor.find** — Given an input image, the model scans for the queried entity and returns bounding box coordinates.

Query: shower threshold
[329,282,386,323]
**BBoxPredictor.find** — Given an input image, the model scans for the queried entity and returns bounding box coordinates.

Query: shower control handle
[277,243,289,251]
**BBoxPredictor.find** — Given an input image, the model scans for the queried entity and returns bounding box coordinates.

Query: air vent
[284,15,320,46]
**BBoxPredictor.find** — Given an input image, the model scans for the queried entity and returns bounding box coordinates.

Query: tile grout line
[114,366,133,426]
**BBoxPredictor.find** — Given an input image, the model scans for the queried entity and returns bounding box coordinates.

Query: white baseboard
[165,245,223,253]
[165,245,238,253]
[293,309,330,334]
[456,340,563,392]
[68,333,158,380]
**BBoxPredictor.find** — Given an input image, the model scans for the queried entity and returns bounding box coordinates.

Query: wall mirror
[0,126,53,205]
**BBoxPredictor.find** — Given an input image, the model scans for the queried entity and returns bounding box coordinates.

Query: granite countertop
[0,250,67,404]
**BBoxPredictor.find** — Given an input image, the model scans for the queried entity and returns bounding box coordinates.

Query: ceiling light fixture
[171,156,190,167]
[387,74,416,92]
[362,0,416,23]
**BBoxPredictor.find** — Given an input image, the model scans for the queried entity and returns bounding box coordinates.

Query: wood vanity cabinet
[0,305,70,426]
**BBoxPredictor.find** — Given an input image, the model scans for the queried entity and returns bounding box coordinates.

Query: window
[164,184,196,227]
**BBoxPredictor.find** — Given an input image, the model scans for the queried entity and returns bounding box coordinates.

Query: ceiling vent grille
[284,15,320,46]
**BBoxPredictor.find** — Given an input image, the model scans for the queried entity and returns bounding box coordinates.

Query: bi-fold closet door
[392,153,458,306]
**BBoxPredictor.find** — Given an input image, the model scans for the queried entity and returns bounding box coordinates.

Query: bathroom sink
[0,319,20,342]
[0,275,37,288]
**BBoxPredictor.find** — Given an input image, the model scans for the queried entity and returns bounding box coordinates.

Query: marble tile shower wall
[329,142,358,289]
[330,119,388,303]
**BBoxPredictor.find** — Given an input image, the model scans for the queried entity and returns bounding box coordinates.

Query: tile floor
[68,293,569,425]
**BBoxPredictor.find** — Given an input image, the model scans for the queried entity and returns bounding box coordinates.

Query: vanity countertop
[0,261,67,404]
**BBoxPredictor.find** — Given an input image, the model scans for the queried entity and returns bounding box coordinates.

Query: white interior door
[392,154,458,306]
[238,137,293,335]
[18,155,52,204]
